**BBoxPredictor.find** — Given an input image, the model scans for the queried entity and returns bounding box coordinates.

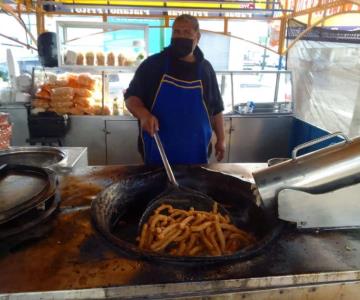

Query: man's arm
[125,96,159,137]
[212,112,225,161]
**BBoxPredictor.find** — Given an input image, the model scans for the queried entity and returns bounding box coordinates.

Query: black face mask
[170,38,194,58]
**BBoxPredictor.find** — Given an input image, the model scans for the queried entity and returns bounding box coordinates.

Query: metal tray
[0,147,66,168]
[0,164,56,224]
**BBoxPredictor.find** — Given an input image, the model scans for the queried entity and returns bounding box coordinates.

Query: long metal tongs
[138,132,233,232]
[153,132,178,187]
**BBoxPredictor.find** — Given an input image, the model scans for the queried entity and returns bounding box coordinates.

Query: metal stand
[278,182,360,229]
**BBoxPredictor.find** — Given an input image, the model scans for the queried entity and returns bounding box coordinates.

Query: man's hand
[215,139,225,161]
[212,112,226,162]
[140,113,159,137]
[125,96,159,136]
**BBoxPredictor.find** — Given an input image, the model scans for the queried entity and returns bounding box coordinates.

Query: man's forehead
[172,20,196,31]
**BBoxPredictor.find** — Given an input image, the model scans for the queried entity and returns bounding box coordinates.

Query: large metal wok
[91,166,284,264]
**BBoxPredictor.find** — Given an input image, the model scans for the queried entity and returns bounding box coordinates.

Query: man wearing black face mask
[125,14,225,165]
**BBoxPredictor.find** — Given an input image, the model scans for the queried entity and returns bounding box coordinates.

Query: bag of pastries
[35,89,51,100]
[107,52,115,66]
[50,87,74,98]
[68,107,85,115]
[50,101,73,108]
[86,51,95,66]
[74,88,93,98]
[73,96,91,107]
[64,50,77,65]
[96,52,105,66]
[118,53,126,66]
[78,74,96,90]
[32,99,50,109]
[49,107,71,115]
[76,53,84,65]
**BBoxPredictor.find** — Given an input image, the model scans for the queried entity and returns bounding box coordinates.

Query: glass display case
[31,68,293,117]
[31,21,292,117]
[216,70,294,114]
[56,21,149,70]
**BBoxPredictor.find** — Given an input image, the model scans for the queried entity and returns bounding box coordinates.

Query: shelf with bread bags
[32,66,137,117]
[28,20,150,117]
[31,66,110,116]
[57,21,149,72]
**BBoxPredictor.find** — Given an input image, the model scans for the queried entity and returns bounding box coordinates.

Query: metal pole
[102,71,105,115]
[274,70,281,107]
[230,73,234,112]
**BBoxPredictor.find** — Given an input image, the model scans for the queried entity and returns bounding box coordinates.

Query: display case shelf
[45,65,137,74]
[56,21,149,70]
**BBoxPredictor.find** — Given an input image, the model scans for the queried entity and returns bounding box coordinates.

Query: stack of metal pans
[0,164,58,240]
[0,147,66,168]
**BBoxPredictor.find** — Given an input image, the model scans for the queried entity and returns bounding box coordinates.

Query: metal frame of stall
[3,0,359,55]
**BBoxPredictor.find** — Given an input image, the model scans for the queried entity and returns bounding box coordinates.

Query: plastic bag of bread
[50,87,74,98]
[75,105,94,115]
[67,73,79,88]
[50,101,73,109]
[45,73,57,85]
[40,83,54,93]
[33,99,50,109]
[68,107,85,115]
[76,53,84,65]
[124,56,136,66]
[118,53,126,66]
[107,52,115,66]
[96,52,105,66]
[73,96,91,107]
[49,107,70,115]
[64,50,77,65]
[35,89,51,100]
[78,74,96,90]
[74,88,93,98]
[51,96,74,103]
[86,51,95,66]
[55,77,69,87]
[92,105,110,115]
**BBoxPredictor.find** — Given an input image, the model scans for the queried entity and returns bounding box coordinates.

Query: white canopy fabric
[288,40,360,137]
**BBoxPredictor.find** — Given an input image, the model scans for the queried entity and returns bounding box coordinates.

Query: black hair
[173,14,199,32]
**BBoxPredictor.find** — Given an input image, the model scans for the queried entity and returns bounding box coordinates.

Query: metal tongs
[138,132,231,231]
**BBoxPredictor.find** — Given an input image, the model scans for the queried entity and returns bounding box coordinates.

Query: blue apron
[142,58,212,165]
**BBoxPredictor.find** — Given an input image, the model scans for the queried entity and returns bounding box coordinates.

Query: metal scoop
[138,132,230,231]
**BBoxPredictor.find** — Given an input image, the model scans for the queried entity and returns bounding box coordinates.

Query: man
[125,14,225,165]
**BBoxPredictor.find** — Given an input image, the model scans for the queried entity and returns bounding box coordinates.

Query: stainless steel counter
[1,104,294,165]
[0,163,360,299]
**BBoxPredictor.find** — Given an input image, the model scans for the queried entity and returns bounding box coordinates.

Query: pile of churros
[137,203,256,256]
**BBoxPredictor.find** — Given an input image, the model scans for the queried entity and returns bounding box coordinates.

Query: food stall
[1,158,360,299]
[1,0,360,299]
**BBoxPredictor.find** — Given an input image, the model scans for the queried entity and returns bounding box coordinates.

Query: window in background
[199,19,224,32]
[108,18,164,55]
[0,13,39,80]
[45,15,102,31]
[228,19,284,71]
